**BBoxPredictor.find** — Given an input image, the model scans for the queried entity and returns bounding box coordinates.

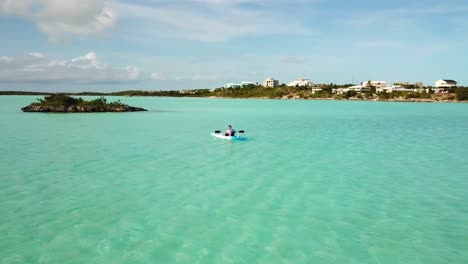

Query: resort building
[435,79,457,88]
[334,85,370,94]
[223,83,241,88]
[350,85,371,92]
[394,81,424,88]
[378,86,415,93]
[361,81,388,89]
[311,88,323,94]
[288,78,313,87]
[263,78,279,88]
[179,90,195,94]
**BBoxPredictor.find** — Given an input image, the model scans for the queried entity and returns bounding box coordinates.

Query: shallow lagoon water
[1,96,468,263]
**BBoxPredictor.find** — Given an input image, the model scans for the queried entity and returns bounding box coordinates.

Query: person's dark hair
[228,125,232,128]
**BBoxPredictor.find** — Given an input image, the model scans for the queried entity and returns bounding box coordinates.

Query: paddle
[213,130,245,133]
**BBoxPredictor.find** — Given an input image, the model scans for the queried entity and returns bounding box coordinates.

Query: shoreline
[1,93,466,103]
[206,96,466,103]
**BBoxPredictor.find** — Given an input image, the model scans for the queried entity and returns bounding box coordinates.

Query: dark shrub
[456,88,468,101]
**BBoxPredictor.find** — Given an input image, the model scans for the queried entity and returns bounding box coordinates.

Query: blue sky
[0,0,467,92]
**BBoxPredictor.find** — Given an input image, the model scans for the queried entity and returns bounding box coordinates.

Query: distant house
[361,81,388,89]
[288,78,313,87]
[179,90,194,94]
[393,82,424,89]
[263,78,279,88]
[435,79,457,88]
[394,81,424,88]
[352,85,370,92]
[223,83,241,88]
[379,86,414,93]
[333,85,370,94]
[311,88,323,94]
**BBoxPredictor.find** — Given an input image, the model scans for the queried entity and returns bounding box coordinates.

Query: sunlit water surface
[1,96,467,263]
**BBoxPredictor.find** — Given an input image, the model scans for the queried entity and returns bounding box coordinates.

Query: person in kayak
[225,125,236,136]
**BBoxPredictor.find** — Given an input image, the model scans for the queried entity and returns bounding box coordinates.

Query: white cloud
[0,0,31,15]
[0,52,141,84]
[72,52,97,62]
[126,66,141,80]
[150,72,166,81]
[29,52,45,59]
[0,0,117,42]
[115,1,309,42]
[70,52,104,69]
[0,56,13,63]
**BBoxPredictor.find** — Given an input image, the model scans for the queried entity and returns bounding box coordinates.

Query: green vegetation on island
[208,84,466,102]
[3,84,468,103]
[210,84,355,99]
[21,94,147,112]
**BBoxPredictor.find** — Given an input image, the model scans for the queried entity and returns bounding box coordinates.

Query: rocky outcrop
[21,104,147,112]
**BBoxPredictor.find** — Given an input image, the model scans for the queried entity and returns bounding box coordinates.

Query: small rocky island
[22,94,147,112]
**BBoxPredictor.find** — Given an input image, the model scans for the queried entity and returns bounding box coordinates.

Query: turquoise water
[1,96,468,263]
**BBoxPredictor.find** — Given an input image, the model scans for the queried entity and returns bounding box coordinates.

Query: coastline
[205,95,466,103]
[1,92,466,103]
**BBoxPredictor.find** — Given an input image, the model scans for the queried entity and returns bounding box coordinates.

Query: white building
[435,79,457,88]
[288,78,313,87]
[334,85,370,94]
[361,81,388,89]
[223,83,241,88]
[311,88,323,94]
[179,89,194,94]
[263,78,279,88]
[394,81,424,88]
[348,85,367,92]
[378,86,415,93]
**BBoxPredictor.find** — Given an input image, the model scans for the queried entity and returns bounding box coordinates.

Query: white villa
[334,85,370,94]
[377,86,416,93]
[263,78,279,88]
[223,81,256,88]
[394,81,424,88]
[435,79,457,88]
[179,89,195,94]
[288,78,313,87]
[311,88,323,94]
[361,81,388,89]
